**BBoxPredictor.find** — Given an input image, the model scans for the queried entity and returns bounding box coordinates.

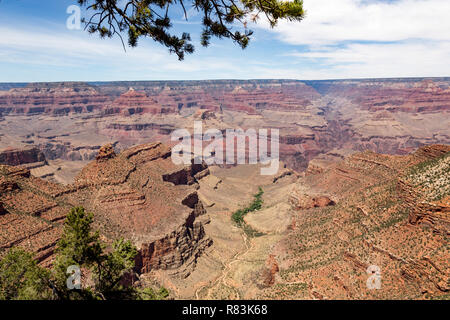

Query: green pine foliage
[232,187,264,225]
[0,206,169,300]
[138,286,170,300]
[77,0,305,60]
[0,248,52,300]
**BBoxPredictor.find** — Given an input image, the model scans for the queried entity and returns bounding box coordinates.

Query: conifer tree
[77,0,305,59]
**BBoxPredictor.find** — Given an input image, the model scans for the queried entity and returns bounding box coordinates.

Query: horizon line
[1,76,450,85]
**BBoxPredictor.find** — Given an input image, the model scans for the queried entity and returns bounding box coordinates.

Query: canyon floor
[144,146,450,300]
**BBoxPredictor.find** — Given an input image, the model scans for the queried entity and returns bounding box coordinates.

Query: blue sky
[0,0,449,82]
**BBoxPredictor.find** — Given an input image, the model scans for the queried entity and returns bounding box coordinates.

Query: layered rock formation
[160,145,448,300]
[0,146,46,167]
[0,82,110,116]
[0,165,67,267]
[264,144,450,299]
[0,143,212,276]
[0,78,448,172]
[307,78,450,114]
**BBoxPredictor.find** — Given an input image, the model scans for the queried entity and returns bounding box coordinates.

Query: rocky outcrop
[0,143,213,276]
[290,192,335,210]
[136,208,212,277]
[96,144,116,161]
[260,255,280,287]
[110,88,163,115]
[162,161,208,186]
[274,144,450,299]
[0,177,20,193]
[69,142,212,275]
[397,145,450,234]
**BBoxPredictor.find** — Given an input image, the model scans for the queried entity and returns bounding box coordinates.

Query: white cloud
[256,0,450,78]
[0,23,242,81]
[262,0,450,45]
[1,0,448,81]
[0,25,167,66]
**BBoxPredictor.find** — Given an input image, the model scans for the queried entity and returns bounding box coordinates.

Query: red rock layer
[0,82,110,115]
[0,143,212,275]
[0,146,46,166]
[315,78,450,114]
[271,144,450,299]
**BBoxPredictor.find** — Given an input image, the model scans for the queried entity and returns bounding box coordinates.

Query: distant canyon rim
[0,77,449,182]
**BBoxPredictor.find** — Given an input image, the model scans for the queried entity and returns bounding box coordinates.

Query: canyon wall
[0,143,212,276]
[0,78,448,171]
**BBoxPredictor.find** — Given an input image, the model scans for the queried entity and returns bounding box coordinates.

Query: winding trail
[195,231,255,300]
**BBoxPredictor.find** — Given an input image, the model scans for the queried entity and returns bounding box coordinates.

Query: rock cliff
[0,78,448,172]
[0,143,212,276]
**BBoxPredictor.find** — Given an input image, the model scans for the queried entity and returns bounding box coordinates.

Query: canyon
[0,78,448,179]
[0,78,449,299]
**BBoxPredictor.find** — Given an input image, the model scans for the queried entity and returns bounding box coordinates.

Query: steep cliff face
[0,146,46,166]
[0,82,111,115]
[136,205,211,277]
[69,142,212,275]
[0,143,212,275]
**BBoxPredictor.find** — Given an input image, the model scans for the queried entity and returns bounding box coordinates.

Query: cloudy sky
[0,0,449,82]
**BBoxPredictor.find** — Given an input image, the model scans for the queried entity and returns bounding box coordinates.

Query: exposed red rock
[316,78,450,114]
[110,88,163,115]
[0,82,110,115]
[0,78,448,172]
[0,143,212,275]
[261,254,280,287]
[271,144,450,299]
[0,146,45,166]
[95,143,116,161]
[291,193,335,209]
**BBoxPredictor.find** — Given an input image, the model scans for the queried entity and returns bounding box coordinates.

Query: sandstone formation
[0,139,448,299]
[290,193,335,209]
[0,143,212,277]
[0,77,449,300]
[0,82,110,116]
[174,145,449,300]
[263,144,450,299]
[0,146,46,167]
[1,78,448,173]
[95,143,116,161]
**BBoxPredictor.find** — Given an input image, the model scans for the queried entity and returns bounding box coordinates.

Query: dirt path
[195,231,254,300]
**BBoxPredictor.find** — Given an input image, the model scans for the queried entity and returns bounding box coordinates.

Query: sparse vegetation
[232,187,264,225]
[231,187,265,237]
[406,151,450,201]
[139,287,170,300]
[0,206,169,300]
